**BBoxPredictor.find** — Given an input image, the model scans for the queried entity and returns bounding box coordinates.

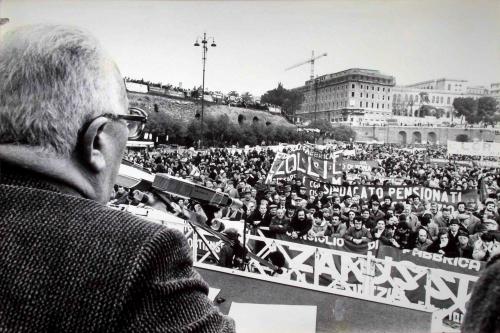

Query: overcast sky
[1,0,499,96]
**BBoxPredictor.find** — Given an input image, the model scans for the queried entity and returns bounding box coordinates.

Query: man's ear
[79,117,110,173]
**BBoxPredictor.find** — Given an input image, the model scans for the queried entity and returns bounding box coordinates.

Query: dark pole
[201,33,207,149]
[194,32,216,149]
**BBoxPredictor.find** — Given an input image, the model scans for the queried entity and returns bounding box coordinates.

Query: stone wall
[351,126,499,144]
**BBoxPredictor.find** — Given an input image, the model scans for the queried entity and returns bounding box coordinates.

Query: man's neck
[0,144,98,201]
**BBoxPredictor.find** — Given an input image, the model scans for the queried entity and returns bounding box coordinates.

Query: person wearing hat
[218,228,244,268]
[298,186,308,200]
[448,219,462,246]
[457,229,473,259]
[369,200,385,223]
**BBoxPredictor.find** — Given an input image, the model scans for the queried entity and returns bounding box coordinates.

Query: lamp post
[194,32,216,149]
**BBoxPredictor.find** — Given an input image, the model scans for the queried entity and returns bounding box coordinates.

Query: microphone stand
[241,217,249,271]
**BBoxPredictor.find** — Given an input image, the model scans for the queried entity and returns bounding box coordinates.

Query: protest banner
[429,158,473,167]
[473,160,500,168]
[265,148,342,184]
[447,140,500,157]
[341,160,379,173]
[377,244,484,276]
[304,179,478,206]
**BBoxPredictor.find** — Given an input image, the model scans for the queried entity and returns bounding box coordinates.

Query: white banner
[125,82,148,93]
[447,140,500,157]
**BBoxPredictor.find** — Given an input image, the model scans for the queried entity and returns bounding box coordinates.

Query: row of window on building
[355,92,390,101]
[354,83,391,93]
[394,94,452,105]
[359,101,388,109]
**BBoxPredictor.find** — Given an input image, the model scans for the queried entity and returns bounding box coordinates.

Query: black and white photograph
[0,0,499,332]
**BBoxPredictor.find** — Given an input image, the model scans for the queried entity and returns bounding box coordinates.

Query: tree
[477,96,498,126]
[455,134,469,142]
[453,97,498,125]
[330,125,356,142]
[453,97,478,123]
[241,92,253,105]
[261,83,303,117]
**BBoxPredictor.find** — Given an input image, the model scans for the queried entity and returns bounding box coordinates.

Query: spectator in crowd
[344,210,357,228]
[371,220,396,246]
[410,195,425,217]
[218,228,244,268]
[326,213,347,238]
[288,208,313,240]
[419,213,439,241]
[453,201,479,230]
[380,195,393,214]
[269,208,290,240]
[344,216,372,244]
[447,219,461,246]
[308,211,329,238]
[413,228,433,251]
[394,221,412,249]
[360,208,376,229]
[472,232,500,261]
[428,231,459,257]
[434,206,453,231]
[369,200,385,222]
[457,229,473,259]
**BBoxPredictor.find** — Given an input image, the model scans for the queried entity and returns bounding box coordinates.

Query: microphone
[152,173,243,209]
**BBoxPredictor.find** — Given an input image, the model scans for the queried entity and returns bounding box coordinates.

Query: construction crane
[285,50,327,81]
[285,51,327,125]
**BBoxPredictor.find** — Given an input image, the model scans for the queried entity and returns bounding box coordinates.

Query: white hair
[0,24,128,156]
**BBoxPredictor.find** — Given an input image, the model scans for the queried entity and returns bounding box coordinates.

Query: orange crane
[285,51,327,124]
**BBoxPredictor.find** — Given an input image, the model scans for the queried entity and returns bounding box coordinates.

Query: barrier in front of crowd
[120,205,477,332]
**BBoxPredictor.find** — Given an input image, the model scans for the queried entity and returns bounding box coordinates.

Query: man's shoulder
[1,183,165,241]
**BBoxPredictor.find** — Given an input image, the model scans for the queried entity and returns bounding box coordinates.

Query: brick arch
[412,131,422,144]
[427,132,437,144]
[398,131,407,145]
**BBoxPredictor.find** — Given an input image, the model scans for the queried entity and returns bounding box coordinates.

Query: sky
[1,0,499,97]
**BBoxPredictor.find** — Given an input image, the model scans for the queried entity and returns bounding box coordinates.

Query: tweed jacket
[0,163,234,332]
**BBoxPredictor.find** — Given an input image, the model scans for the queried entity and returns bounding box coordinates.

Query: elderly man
[0,25,234,332]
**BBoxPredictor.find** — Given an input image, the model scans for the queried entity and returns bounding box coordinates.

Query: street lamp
[194,32,216,148]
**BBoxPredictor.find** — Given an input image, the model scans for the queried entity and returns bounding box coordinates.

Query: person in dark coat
[288,208,313,239]
[427,231,460,258]
[462,254,500,333]
[269,208,290,240]
[0,25,233,332]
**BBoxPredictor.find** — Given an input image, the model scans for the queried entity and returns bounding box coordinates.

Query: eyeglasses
[104,107,147,139]
[81,107,147,140]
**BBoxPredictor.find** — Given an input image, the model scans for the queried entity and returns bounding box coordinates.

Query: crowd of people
[110,142,500,265]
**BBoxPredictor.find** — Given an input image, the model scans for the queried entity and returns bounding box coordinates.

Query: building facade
[490,82,500,105]
[293,70,493,127]
[294,68,395,125]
